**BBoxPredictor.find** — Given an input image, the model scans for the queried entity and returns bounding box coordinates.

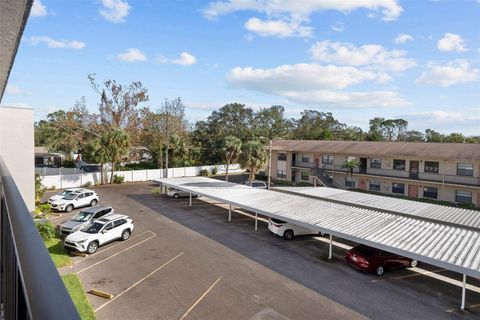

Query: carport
[156,177,480,310]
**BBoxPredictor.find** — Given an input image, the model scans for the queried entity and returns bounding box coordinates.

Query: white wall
[0,106,34,211]
[39,164,242,189]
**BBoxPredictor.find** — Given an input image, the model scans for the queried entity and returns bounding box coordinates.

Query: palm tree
[222,136,242,181]
[343,158,360,187]
[238,140,267,186]
[101,129,131,184]
[82,138,109,184]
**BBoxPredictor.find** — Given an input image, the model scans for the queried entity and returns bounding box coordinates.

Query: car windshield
[71,211,93,222]
[354,245,379,257]
[58,191,70,196]
[63,193,78,200]
[81,222,104,234]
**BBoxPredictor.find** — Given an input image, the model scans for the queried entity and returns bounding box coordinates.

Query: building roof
[156,177,480,278]
[274,187,480,231]
[271,140,480,161]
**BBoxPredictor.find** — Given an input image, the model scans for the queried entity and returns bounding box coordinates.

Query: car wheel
[173,193,180,199]
[376,266,384,276]
[87,242,98,254]
[121,229,131,241]
[65,204,74,213]
[283,230,294,240]
[90,199,97,206]
[410,260,418,268]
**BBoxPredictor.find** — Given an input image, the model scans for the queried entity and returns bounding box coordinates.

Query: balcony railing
[0,156,79,319]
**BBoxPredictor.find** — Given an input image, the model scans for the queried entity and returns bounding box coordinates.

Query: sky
[2,0,480,135]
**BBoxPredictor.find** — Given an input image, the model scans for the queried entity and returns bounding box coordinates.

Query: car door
[74,193,84,208]
[113,219,127,238]
[81,192,93,206]
[380,251,401,270]
[100,222,116,244]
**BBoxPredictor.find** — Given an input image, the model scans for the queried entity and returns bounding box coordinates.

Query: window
[346,156,356,162]
[277,170,287,179]
[457,163,473,176]
[369,180,381,191]
[392,183,405,194]
[114,219,127,228]
[370,159,381,169]
[456,190,472,204]
[103,222,114,231]
[393,159,406,170]
[424,161,439,173]
[277,153,287,161]
[322,154,334,165]
[301,171,309,181]
[301,154,310,163]
[345,177,355,188]
[423,187,438,199]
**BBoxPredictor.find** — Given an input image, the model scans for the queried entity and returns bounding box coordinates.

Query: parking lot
[50,181,480,319]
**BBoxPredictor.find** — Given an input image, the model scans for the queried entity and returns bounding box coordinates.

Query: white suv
[50,190,99,212]
[268,217,326,240]
[48,188,86,202]
[64,214,134,254]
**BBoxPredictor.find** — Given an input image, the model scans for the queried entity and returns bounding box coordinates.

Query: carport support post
[228,204,231,222]
[255,212,258,231]
[189,193,192,207]
[328,234,333,260]
[461,274,466,310]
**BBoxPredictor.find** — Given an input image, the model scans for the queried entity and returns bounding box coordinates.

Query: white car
[268,217,326,240]
[167,188,198,199]
[59,205,114,237]
[241,180,267,188]
[50,190,99,212]
[48,188,86,202]
[64,214,134,254]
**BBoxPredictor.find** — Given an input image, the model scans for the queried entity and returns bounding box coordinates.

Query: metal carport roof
[156,177,480,280]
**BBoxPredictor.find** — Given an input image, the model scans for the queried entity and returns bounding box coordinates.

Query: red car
[345,245,418,276]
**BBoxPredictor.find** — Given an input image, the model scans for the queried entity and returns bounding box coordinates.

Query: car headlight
[76,239,87,244]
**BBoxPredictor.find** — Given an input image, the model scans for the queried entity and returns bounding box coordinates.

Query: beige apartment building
[269,140,480,207]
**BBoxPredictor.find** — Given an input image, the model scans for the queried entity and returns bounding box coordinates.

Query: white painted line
[94,252,184,313]
[73,230,155,265]
[371,269,447,282]
[179,276,223,320]
[77,233,157,274]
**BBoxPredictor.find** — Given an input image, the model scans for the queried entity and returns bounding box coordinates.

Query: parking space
[47,183,480,319]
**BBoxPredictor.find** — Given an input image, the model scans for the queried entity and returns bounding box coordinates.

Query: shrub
[35,221,57,241]
[48,185,56,191]
[82,181,92,188]
[211,166,218,175]
[62,159,76,168]
[113,175,125,184]
[116,161,157,171]
[151,187,161,195]
[198,169,209,176]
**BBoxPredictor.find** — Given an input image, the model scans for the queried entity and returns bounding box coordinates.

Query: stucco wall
[0,106,34,211]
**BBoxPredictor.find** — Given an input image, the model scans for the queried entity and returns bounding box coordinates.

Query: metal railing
[0,156,79,319]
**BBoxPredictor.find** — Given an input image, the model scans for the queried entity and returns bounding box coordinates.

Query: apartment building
[269,140,480,207]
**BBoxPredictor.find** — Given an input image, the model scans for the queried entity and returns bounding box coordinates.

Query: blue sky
[3,0,480,135]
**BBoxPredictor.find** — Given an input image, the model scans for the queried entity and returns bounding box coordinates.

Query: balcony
[0,156,79,319]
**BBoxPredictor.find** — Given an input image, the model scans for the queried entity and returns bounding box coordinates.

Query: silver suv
[59,205,114,237]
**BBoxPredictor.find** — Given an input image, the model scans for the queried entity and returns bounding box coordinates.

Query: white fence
[39,164,242,189]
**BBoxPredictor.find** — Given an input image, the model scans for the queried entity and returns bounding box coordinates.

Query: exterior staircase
[311,167,341,188]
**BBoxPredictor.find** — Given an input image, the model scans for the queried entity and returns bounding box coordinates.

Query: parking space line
[446,303,480,312]
[77,233,157,274]
[371,268,447,283]
[179,276,223,320]
[94,252,184,313]
[73,230,155,265]
[312,236,352,250]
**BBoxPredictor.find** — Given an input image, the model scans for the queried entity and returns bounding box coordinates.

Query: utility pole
[165,108,169,178]
[268,139,272,189]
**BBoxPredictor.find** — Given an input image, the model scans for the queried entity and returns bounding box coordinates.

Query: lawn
[62,274,96,320]
[44,238,72,268]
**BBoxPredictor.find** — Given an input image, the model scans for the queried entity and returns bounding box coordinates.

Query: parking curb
[88,289,114,299]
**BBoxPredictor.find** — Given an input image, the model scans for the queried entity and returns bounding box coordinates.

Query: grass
[62,274,96,320]
[44,238,72,268]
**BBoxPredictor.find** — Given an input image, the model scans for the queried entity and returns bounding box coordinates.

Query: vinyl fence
[39,164,242,189]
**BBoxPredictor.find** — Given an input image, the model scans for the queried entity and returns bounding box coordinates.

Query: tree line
[35,76,480,179]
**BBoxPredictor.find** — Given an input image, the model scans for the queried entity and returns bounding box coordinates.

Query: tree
[252,105,292,139]
[368,117,408,141]
[343,158,359,183]
[424,129,444,142]
[444,132,465,143]
[238,140,267,185]
[293,110,346,140]
[101,129,131,184]
[82,138,109,184]
[221,136,242,181]
[402,130,425,142]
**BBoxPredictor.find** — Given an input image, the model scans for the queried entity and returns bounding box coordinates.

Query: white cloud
[99,0,131,23]
[416,60,479,87]
[245,17,312,38]
[203,0,403,21]
[403,110,480,123]
[117,48,147,62]
[331,22,345,32]
[310,40,416,72]
[394,33,413,44]
[227,63,408,108]
[29,36,85,49]
[437,33,467,52]
[5,85,22,95]
[31,0,47,17]
[172,52,197,66]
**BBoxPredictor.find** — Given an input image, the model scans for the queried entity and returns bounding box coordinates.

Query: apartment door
[409,161,419,179]
[292,153,296,166]
[408,184,418,198]
[359,158,367,174]
[291,170,296,183]
[359,178,367,190]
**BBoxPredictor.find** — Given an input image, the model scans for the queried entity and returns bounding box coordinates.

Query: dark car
[345,244,418,276]
[80,165,100,172]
